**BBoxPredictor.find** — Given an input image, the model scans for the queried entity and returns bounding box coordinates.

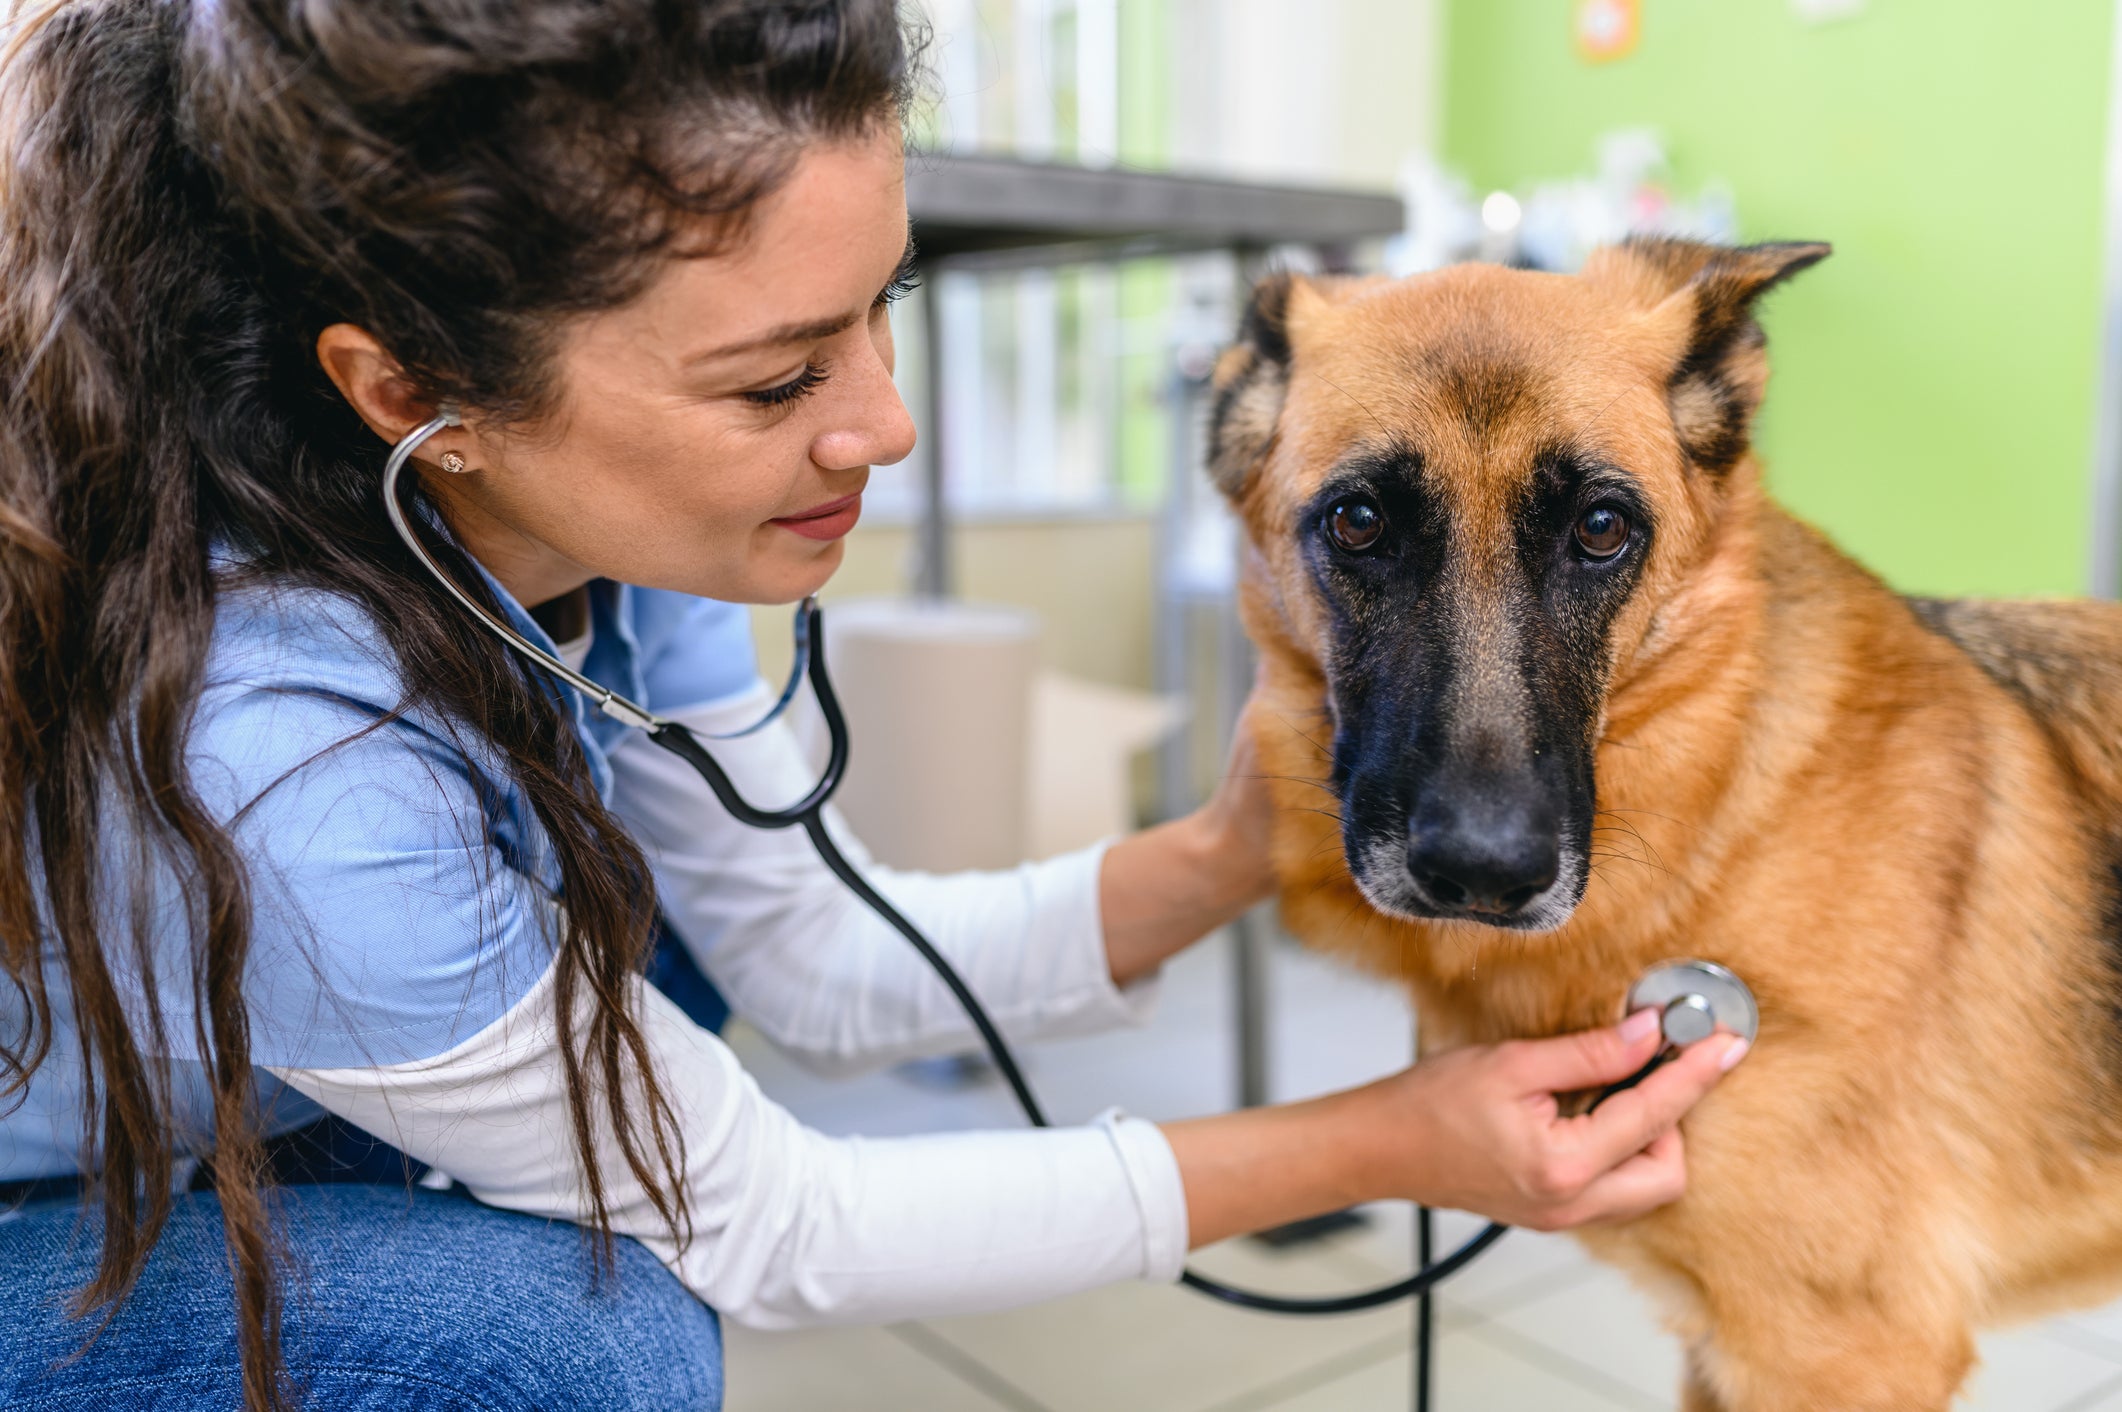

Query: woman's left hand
[1190,694,1278,904]
[1097,688,1279,988]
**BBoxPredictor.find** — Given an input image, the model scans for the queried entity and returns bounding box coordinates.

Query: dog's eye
[1574,506,1631,560]
[1327,498,1385,553]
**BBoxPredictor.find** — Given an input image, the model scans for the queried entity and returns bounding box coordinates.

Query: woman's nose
[811,344,916,472]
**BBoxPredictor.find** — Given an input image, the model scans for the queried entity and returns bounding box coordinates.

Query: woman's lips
[771,493,862,541]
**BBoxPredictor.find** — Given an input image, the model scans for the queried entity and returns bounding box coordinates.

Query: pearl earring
[440,451,469,474]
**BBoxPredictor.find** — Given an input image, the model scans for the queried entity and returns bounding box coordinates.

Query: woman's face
[326,128,917,608]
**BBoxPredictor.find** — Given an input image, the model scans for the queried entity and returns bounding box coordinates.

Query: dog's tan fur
[1219,244,2122,1409]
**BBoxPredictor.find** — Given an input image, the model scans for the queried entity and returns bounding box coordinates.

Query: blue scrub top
[0,566,759,1182]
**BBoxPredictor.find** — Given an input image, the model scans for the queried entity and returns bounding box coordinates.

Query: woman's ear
[315,323,442,445]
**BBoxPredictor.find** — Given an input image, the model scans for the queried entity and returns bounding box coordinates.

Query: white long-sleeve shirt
[267,683,1192,1327]
[2,581,1192,1328]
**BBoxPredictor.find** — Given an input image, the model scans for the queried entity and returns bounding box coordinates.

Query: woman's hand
[1187,700,1278,906]
[1164,1012,1745,1247]
[1098,698,1279,987]
[1368,1011,1744,1230]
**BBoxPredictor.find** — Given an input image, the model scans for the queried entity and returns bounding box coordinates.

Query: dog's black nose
[1406,789,1561,917]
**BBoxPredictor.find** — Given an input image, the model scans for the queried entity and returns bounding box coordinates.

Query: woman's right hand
[1364,1012,1745,1232]
[1164,1011,1746,1248]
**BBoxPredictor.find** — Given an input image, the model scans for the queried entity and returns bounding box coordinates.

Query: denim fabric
[0,1184,722,1411]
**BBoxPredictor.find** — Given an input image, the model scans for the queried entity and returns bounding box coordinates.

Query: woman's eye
[876,272,922,308]
[1574,505,1632,560]
[743,362,830,408]
[1327,498,1385,553]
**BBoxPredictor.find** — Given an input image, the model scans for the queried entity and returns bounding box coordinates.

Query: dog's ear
[1587,238,1830,474]
[1207,273,1300,499]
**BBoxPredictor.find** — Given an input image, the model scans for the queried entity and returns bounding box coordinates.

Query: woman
[0,2,1741,1408]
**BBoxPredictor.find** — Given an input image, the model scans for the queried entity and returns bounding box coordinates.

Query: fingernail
[1619,1008,1661,1044]
[1717,1036,1751,1072]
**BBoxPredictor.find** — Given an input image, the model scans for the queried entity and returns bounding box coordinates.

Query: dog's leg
[1693,1305,1974,1412]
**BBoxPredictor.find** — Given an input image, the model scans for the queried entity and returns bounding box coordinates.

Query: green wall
[1444,0,2114,597]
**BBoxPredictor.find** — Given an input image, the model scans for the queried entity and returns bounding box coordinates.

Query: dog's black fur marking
[1419,339,1542,436]
[1624,238,1829,475]
[1515,444,1657,673]
[1238,273,1294,367]
[1207,274,1296,495]
[1297,428,1653,928]
[1907,595,2122,1076]
[2102,859,2122,1055]
[1668,371,1753,474]
[1206,373,1269,492]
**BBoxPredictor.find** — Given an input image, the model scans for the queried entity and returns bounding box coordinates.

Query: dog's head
[1212,238,1826,932]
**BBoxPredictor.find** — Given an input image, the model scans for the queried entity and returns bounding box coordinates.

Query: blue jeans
[0,1183,723,1410]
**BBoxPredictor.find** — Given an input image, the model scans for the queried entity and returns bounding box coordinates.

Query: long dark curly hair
[0,1,915,1406]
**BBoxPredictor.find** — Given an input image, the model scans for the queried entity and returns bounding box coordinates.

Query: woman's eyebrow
[687,232,919,366]
[686,311,861,365]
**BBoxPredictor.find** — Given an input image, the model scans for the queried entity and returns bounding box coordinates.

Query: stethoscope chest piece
[1627,959,1758,1047]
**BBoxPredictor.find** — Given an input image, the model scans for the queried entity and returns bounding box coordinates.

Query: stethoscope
[383,412,1758,1367]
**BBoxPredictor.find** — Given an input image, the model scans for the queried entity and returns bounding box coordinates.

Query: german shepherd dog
[1211,238,2122,1410]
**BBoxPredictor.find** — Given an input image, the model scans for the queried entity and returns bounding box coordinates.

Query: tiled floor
[721,932,2122,1411]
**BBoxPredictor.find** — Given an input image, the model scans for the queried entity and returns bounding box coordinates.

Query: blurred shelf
[906,151,1405,269]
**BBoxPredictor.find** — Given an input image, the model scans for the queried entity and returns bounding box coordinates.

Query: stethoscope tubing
[378,414,1672,1320]
[639,643,1049,1123]
[383,414,664,732]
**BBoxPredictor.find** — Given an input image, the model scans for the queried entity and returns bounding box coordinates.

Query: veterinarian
[0,3,1745,1408]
